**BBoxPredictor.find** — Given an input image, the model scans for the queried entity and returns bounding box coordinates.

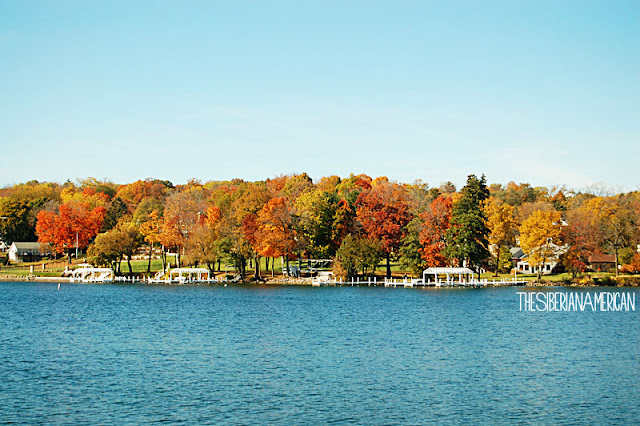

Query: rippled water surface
[0,282,638,424]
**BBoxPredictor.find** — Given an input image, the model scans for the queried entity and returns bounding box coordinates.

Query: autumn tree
[336,174,372,206]
[484,197,517,275]
[332,199,359,252]
[162,188,207,267]
[561,201,597,277]
[207,181,271,278]
[419,196,453,267]
[256,197,297,276]
[183,223,219,273]
[492,181,541,206]
[444,174,490,272]
[356,179,411,278]
[89,228,122,271]
[138,209,163,272]
[519,210,563,280]
[90,220,142,277]
[36,202,106,262]
[585,196,637,276]
[116,179,173,211]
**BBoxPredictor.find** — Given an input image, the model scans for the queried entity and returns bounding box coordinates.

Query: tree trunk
[386,253,391,279]
[241,255,246,279]
[285,254,290,276]
[614,246,619,277]
[160,245,166,272]
[536,264,542,281]
[147,242,152,273]
[254,255,261,279]
[127,255,133,279]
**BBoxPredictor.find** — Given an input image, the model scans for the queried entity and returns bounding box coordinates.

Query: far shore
[1,275,638,287]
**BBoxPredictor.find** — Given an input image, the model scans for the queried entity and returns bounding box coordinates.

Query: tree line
[1,175,639,280]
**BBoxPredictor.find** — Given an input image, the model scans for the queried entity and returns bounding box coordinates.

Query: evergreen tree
[444,174,490,272]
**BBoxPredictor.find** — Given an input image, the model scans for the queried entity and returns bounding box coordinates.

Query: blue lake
[0,282,638,424]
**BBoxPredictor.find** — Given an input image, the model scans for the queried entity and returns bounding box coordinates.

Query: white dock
[147,268,225,284]
[311,274,527,288]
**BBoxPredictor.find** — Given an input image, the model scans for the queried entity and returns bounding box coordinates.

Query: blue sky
[1,0,638,191]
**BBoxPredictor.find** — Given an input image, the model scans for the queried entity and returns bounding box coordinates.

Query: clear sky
[1,0,638,191]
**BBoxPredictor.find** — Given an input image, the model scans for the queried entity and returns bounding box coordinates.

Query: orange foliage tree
[419,196,452,267]
[256,197,298,276]
[36,202,106,262]
[356,180,411,278]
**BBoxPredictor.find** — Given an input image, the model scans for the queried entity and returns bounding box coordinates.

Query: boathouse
[423,267,476,286]
[8,242,43,263]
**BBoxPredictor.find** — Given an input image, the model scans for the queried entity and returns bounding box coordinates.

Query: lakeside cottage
[587,254,616,272]
[8,242,43,263]
[510,246,564,275]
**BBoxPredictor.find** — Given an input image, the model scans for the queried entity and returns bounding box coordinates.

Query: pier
[312,267,527,288]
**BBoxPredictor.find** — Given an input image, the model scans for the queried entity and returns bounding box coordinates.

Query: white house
[511,245,567,275]
[8,242,43,263]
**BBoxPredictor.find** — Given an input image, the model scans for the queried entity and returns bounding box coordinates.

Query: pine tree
[444,174,490,272]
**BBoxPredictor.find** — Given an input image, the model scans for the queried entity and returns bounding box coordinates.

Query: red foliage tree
[419,196,452,267]
[36,202,106,261]
[355,181,411,278]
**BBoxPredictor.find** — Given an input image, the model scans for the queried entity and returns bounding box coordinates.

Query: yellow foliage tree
[584,197,635,276]
[519,210,562,279]
[484,197,516,275]
[139,210,162,272]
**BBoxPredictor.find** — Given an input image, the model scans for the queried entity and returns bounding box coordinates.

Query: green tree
[399,216,426,276]
[444,174,490,273]
[333,234,382,279]
[101,197,128,232]
[296,189,339,259]
[0,198,42,243]
[89,220,142,277]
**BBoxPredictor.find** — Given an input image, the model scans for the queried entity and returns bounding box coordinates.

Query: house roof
[11,242,41,250]
[588,254,616,263]
[510,247,525,259]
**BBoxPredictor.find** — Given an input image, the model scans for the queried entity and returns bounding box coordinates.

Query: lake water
[0,282,638,424]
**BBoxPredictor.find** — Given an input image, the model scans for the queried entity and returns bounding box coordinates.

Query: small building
[588,254,616,272]
[423,267,476,285]
[8,242,43,263]
[511,246,565,275]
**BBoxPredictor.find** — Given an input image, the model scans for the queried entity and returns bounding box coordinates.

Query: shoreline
[1,275,638,287]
